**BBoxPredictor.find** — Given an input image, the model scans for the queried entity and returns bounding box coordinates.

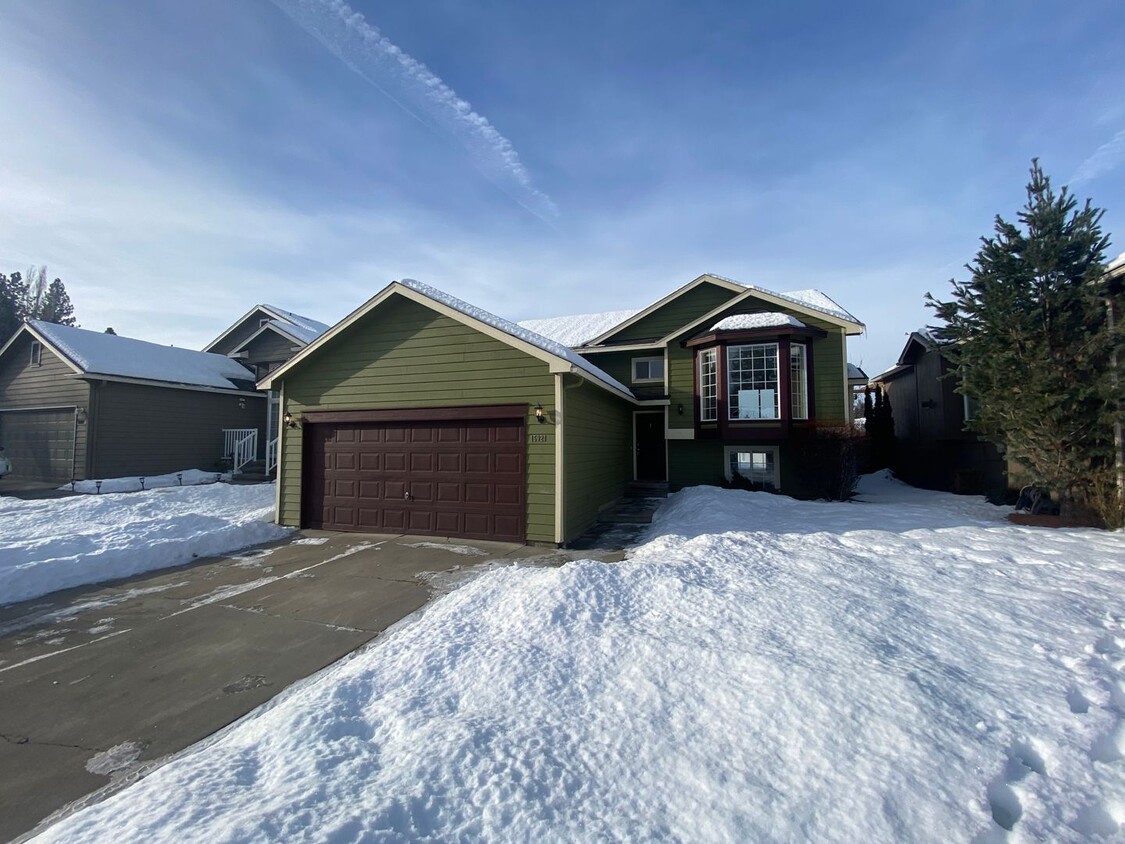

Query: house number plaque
[529,433,549,444]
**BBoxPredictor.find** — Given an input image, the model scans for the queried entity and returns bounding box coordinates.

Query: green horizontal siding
[810,327,846,423]
[562,378,633,540]
[276,295,556,543]
[667,344,695,429]
[668,440,725,490]
[611,282,739,342]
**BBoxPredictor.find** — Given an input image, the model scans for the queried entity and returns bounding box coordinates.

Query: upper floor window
[30,341,42,366]
[728,343,778,419]
[790,343,808,420]
[699,348,717,422]
[632,356,664,383]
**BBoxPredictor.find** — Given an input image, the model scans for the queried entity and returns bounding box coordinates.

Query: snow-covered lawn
[1,482,289,606]
[34,475,1125,842]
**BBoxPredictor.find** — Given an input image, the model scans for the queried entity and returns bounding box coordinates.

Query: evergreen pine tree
[0,271,29,343]
[40,278,76,326]
[926,160,1119,523]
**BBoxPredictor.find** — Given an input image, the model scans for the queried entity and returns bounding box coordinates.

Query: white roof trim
[203,305,274,353]
[228,321,309,355]
[259,282,637,403]
[0,323,84,374]
[662,278,865,344]
[583,274,745,347]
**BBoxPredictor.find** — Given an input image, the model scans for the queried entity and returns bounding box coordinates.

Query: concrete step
[625,481,669,499]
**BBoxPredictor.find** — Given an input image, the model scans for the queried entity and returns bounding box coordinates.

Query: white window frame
[632,356,664,384]
[790,343,808,420]
[723,446,780,489]
[259,318,271,327]
[30,341,42,366]
[727,343,779,420]
[699,348,717,422]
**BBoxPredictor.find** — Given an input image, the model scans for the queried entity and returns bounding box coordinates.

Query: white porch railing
[266,436,279,474]
[223,428,258,475]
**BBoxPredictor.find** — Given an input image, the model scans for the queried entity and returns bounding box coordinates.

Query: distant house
[259,275,864,545]
[204,305,330,472]
[0,322,264,484]
[872,330,1007,499]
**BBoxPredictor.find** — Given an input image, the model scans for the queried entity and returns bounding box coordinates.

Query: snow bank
[1,484,290,606]
[32,477,1125,842]
[61,469,230,495]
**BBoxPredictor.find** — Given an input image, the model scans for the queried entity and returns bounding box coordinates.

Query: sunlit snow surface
[1,482,289,606]
[34,474,1125,842]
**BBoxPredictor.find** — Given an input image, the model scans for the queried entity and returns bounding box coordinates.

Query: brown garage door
[0,408,76,483]
[303,415,526,541]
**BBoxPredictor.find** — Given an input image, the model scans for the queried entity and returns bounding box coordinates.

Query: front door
[634,411,666,481]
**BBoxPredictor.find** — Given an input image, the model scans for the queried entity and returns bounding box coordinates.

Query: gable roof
[7,321,258,391]
[259,280,636,401]
[710,312,807,331]
[229,319,320,355]
[870,330,942,383]
[204,304,329,353]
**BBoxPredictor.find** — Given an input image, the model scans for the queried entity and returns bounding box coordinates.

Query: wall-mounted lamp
[238,398,247,410]
[284,411,301,429]
[677,403,684,416]
[534,404,545,424]
[75,407,87,424]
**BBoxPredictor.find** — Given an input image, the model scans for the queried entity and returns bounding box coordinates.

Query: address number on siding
[529,433,550,444]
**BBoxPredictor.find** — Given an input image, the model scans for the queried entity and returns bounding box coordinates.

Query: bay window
[699,348,717,422]
[728,343,779,420]
[790,343,808,419]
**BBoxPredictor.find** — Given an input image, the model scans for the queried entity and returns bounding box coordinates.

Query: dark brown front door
[634,412,666,481]
[303,417,525,541]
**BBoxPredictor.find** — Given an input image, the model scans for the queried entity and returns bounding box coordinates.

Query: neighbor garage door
[303,415,525,541]
[0,408,76,483]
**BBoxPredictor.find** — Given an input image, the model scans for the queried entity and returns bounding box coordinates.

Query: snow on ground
[1,483,289,606]
[33,475,1125,842]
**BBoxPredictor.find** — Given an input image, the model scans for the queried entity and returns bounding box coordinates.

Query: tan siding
[277,296,557,543]
[562,379,632,540]
[90,381,264,478]
[0,332,91,478]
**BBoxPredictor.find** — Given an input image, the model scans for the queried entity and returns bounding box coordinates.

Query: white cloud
[269,0,557,223]
[1070,128,1125,185]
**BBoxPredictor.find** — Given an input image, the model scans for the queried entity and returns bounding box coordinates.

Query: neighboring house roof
[260,280,635,401]
[517,309,641,347]
[710,313,806,331]
[204,304,329,354]
[847,363,868,382]
[13,321,257,391]
[871,329,943,383]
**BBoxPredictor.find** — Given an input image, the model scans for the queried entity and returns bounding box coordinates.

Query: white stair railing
[222,428,258,475]
[266,437,279,473]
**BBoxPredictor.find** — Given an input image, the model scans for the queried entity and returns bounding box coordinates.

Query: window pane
[633,357,664,382]
[728,344,778,419]
[699,349,717,421]
[728,448,776,488]
[790,344,807,419]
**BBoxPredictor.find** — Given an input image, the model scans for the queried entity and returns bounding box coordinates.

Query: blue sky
[1,0,1122,375]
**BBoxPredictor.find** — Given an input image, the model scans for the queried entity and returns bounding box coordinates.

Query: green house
[261,275,864,545]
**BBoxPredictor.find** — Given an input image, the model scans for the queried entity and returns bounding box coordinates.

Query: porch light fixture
[284,412,300,429]
[534,404,545,423]
[677,403,684,415]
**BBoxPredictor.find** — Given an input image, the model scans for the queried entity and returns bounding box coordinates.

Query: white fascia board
[661,284,865,344]
[261,284,638,403]
[584,275,745,347]
[576,341,665,355]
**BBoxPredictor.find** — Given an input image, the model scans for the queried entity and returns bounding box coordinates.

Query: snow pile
[30,321,256,389]
[61,469,229,495]
[1,484,289,606]
[33,476,1125,842]
[710,312,806,331]
[517,308,640,347]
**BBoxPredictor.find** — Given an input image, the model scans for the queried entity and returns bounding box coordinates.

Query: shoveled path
[0,532,609,842]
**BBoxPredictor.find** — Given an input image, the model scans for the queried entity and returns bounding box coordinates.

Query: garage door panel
[303,416,525,541]
[0,409,76,483]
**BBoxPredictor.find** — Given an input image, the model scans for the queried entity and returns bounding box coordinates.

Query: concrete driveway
[0,531,596,842]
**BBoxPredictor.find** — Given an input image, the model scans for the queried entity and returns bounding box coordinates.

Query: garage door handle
[404,491,412,500]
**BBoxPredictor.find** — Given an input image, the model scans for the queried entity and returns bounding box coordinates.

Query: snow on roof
[710,312,806,331]
[517,309,641,347]
[778,289,861,325]
[264,319,323,346]
[263,305,330,338]
[398,280,633,397]
[31,321,255,390]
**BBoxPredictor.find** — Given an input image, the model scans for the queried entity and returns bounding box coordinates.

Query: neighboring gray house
[204,305,330,471]
[872,330,1007,498]
[0,321,264,484]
